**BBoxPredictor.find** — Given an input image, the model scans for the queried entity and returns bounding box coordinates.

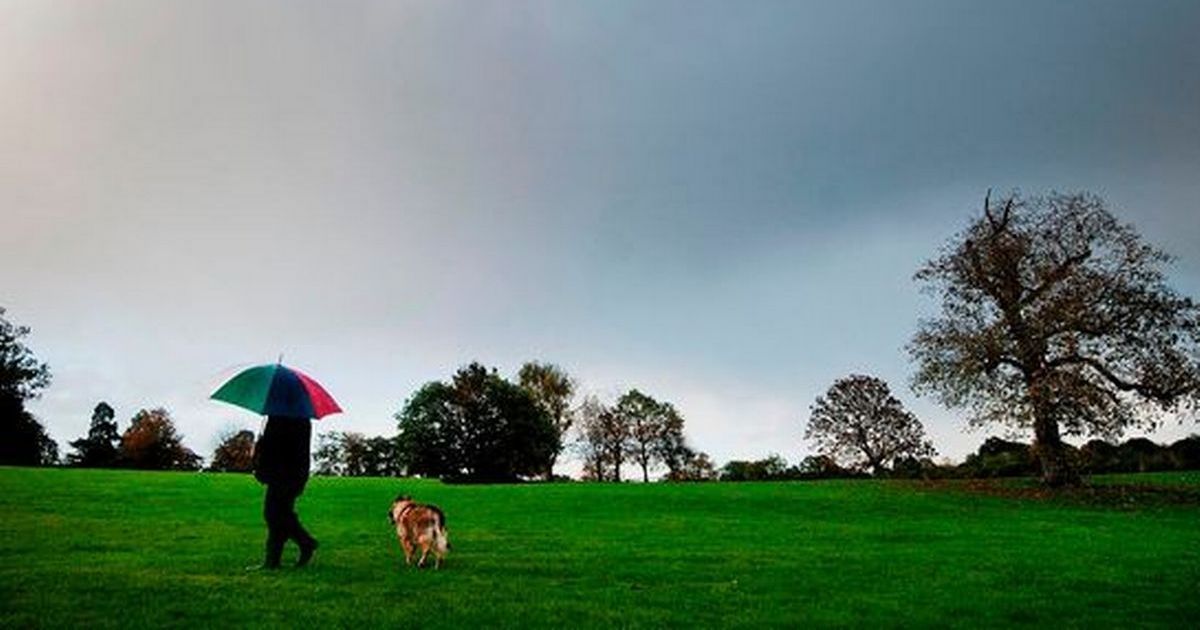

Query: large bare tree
[910,191,1200,485]
[805,374,935,475]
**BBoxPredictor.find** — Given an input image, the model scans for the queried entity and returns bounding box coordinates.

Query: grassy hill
[1,467,1197,628]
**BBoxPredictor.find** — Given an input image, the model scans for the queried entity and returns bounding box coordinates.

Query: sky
[3,0,1199,475]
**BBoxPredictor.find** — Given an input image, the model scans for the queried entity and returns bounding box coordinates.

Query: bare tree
[805,374,935,475]
[910,191,1200,485]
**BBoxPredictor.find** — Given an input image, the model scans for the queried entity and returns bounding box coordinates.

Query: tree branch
[1022,247,1092,306]
[1045,353,1192,401]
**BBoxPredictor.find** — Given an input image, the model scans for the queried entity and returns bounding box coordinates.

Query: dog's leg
[434,529,447,569]
[417,538,430,568]
[399,533,414,566]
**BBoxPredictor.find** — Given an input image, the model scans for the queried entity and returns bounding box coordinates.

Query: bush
[1168,435,1200,471]
[959,438,1038,478]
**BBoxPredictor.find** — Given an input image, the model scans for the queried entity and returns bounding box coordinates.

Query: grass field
[1,468,1197,628]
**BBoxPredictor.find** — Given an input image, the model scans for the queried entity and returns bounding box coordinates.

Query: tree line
[3,189,1200,486]
[341,361,707,483]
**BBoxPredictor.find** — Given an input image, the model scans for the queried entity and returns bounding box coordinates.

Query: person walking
[251,415,318,569]
[210,362,341,571]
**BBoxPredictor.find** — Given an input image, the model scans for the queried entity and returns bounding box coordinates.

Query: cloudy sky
[3,0,1198,474]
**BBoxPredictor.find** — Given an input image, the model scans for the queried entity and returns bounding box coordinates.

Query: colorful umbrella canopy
[211,363,342,419]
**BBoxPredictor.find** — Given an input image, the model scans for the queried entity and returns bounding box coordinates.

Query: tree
[797,454,850,479]
[1168,435,1200,470]
[615,389,687,482]
[0,399,59,466]
[209,429,255,472]
[517,361,576,479]
[334,432,372,476]
[910,191,1200,486]
[658,426,694,480]
[362,436,402,477]
[1171,434,1200,468]
[67,402,121,467]
[1078,438,1119,474]
[573,395,628,481]
[396,363,559,482]
[0,307,57,466]
[314,432,346,475]
[960,437,1038,478]
[314,431,402,477]
[663,448,718,482]
[1115,437,1171,473]
[118,408,202,471]
[719,454,796,481]
[805,374,935,475]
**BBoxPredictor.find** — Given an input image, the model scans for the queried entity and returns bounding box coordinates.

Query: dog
[388,494,450,569]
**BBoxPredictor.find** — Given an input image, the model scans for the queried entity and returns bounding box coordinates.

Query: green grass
[1,468,1197,628]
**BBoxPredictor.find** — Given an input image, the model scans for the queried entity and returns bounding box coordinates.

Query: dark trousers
[263,482,314,567]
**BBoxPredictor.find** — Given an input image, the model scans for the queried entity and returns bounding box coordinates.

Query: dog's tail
[433,523,449,555]
[430,505,451,550]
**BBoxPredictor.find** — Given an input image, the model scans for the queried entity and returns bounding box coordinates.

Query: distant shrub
[889,457,959,480]
[795,454,866,480]
[1168,435,1200,471]
[719,455,799,481]
[960,436,1200,477]
[959,438,1038,478]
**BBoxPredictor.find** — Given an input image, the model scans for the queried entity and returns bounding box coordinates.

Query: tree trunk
[1033,412,1079,487]
[641,462,649,483]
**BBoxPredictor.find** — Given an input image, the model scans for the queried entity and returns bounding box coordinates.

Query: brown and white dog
[388,495,450,569]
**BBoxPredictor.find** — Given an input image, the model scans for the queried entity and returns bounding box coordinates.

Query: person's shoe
[245,562,281,572]
[296,539,319,567]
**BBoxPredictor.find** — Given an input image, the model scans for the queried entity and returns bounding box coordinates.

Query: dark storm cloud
[2,0,1197,466]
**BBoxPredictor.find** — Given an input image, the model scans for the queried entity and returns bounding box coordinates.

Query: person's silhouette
[250,415,317,569]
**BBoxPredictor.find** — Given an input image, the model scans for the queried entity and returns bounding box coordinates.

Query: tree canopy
[517,361,576,478]
[209,428,255,473]
[573,395,627,481]
[910,191,1200,485]
[616,389,686,482]
[67,402,120,468]
[118,408,202,471]
[314,431,401,477]
[0,307,57,466]
[805,374,934,475]
[395,363,558,482]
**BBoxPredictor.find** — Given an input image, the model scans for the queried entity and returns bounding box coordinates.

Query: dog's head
[388,494,413,524]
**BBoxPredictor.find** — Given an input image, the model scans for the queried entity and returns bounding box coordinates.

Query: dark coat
[253,416,312,486]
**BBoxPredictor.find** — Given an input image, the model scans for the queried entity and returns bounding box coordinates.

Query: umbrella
[211,363,342,419]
